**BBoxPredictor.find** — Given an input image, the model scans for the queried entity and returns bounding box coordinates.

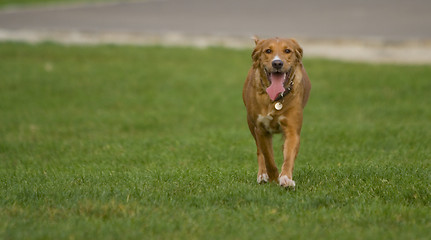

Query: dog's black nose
[272,60,283,69]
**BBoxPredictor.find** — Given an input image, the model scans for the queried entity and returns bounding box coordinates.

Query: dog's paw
[257,173,269,184]
[279,175,296,188]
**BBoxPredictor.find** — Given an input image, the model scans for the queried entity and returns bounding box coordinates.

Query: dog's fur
[242,37,311,188]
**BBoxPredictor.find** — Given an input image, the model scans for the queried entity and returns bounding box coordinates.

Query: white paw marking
[257,173,269,184]
[279,175,296,188]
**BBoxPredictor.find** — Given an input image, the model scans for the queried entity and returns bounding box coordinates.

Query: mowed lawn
[0,42,430,239]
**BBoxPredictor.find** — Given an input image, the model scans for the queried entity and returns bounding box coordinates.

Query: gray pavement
[1,0,431,63]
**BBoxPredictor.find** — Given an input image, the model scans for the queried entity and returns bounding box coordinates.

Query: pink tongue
[266,73,285,101]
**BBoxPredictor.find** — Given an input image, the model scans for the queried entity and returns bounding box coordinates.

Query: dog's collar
[260,68,296,102]
[275,77,294,102]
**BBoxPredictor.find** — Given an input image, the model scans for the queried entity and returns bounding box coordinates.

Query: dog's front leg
[279,110,303,188]
[254,127,279,181]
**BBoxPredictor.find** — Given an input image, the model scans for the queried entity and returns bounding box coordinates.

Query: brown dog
[242,37,311,188]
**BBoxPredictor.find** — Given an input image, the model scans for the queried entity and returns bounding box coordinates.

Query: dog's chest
[256,112,284,134]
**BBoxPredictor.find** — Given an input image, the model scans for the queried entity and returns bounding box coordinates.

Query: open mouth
[264,68,292,101]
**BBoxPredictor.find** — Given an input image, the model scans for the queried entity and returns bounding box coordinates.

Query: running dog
[242,37,311,188]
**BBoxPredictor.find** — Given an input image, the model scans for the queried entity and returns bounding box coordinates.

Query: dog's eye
[265,49,272,54]
[285,49,292,53]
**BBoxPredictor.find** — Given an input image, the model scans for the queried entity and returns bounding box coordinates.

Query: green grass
[0,42,430,239]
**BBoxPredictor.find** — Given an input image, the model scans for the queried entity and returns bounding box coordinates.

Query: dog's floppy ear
[251,36,262,68]
[290,38,303,60]
[252,35,260,45]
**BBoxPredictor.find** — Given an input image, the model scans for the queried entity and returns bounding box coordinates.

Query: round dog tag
[275,102,283,110]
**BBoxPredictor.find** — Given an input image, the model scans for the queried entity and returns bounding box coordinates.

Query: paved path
[1,0,431,63]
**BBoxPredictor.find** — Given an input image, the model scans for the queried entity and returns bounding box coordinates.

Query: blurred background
[1,0,431,63]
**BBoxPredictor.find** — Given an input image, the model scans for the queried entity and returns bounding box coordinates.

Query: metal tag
[275,102,283,110]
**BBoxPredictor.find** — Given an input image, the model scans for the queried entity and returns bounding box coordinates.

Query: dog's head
[252,37,303,101]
